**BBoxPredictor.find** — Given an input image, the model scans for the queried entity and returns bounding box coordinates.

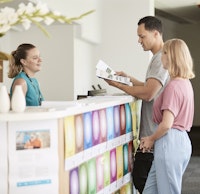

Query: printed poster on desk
[8,119,59,194]
[0,122,8,194]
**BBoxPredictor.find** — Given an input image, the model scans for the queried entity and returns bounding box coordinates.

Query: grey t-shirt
[139,50,169,138]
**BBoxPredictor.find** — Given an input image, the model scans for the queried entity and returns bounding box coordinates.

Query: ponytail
[8,50,23,78]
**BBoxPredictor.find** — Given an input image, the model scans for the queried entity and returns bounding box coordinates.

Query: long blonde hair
[163,39,195,79]
[8,43,36,78]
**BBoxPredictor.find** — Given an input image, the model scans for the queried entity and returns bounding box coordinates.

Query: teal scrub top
[10,71,44,106]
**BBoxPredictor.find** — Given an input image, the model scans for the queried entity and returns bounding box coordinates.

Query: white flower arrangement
[0,0,94,37]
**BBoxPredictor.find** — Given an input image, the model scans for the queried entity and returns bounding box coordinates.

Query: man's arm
[105,77,162,101]
[128,76,145,86]
[115,71,144,86]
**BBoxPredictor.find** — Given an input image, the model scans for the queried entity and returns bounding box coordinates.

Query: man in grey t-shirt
[105,16,169,193]
[140,50,169,138]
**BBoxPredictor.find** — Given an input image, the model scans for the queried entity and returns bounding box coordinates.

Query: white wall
[93,0,155,94]
[68,0,155,96]
[1,0,154,100]
[3,24,75,100]
[45,0,101,44]
[74,36,96,99]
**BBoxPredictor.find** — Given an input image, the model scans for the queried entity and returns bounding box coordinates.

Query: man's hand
[115,71,128,77]
[104,79,120,87]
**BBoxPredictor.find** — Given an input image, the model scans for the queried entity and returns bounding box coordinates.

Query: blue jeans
[143,128,192,194]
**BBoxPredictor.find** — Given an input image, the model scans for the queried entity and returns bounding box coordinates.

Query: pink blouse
[153,79,194,131]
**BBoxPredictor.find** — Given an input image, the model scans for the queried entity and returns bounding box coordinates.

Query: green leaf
[0,0,12,3]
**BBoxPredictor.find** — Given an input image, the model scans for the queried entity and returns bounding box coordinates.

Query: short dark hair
[138,16,162,34]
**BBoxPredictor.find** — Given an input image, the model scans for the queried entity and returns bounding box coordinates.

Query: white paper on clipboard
[96,60,131,85]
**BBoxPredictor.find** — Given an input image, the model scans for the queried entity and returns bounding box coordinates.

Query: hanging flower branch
[0,0,94,38]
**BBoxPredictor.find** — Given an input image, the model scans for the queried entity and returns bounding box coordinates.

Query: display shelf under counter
[0,95,141,194]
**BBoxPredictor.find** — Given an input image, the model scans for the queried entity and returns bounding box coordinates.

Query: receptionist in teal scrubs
[8,43,44,106]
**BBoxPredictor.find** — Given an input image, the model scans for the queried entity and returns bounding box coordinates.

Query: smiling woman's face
[21,47,42,74]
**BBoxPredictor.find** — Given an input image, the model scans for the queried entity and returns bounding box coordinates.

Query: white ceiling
[155,0,200,24]
[2,0,200,24]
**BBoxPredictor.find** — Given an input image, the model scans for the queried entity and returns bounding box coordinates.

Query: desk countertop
[0,95,134,122]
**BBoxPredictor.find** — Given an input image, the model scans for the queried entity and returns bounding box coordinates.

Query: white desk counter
[0,95,141,194]
[0,96,133,122]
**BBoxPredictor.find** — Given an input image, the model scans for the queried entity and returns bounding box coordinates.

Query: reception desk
[0,96,141,194]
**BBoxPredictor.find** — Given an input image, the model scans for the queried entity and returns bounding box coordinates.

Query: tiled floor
[182,157,200,194]
[182,127,200,194]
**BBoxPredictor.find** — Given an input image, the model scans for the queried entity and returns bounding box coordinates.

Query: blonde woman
[141,39,195,194]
